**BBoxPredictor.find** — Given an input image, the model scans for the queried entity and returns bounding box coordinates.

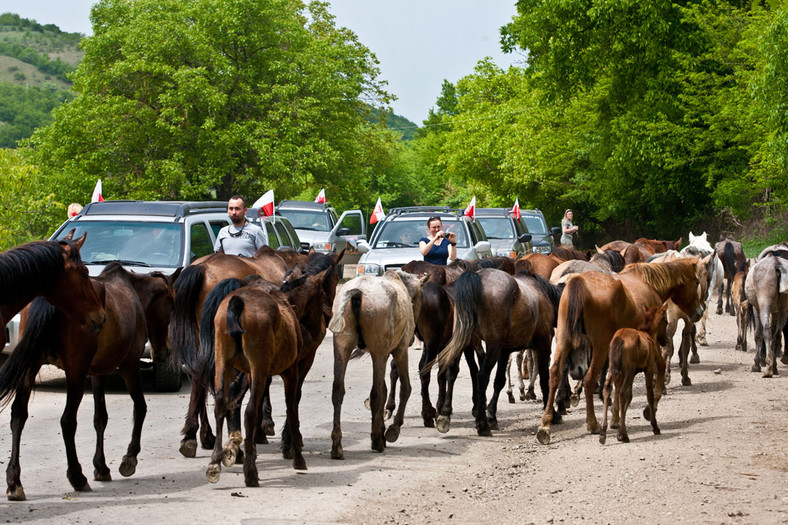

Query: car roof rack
[276,200,331,210]
[80,200,228,218]
[388,206,467,217]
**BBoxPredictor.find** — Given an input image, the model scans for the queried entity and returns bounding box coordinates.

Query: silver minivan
[355,207,492,276]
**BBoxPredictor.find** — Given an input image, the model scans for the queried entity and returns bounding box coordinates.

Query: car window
[338,213,363,236]
[516,218,529,235]
[209,220,226,237]
[523,216,546,234]
[443,219,469,248]
[281,220,301,248]
[273,222,292,248]
[477,218,514,239]
[374,221,423,247]
[191,222,214,261]
[278,210,331,232]
[264,222,280,249]
[53,220,184,267]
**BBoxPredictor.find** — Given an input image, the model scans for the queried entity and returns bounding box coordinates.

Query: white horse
[680,231,724,347]
[328,270,429,459]
[745,253,788,377]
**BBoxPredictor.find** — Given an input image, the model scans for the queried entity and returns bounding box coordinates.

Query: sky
[5,0,522,124]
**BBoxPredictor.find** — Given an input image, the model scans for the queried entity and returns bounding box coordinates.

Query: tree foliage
[23,0,394,220]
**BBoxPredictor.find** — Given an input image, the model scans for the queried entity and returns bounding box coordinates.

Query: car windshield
[477,218,514,240]
[523,216,546,234]
[278,210,331,232]
[53,221,184,268]
[373,219,469,249]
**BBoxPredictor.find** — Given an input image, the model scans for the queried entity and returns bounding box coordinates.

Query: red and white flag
[464,196,476,220]
[511,197,521,220]
[253,190,275,217]
[314,188,326,204]
[91,179,104,202]
[370,197,386,224]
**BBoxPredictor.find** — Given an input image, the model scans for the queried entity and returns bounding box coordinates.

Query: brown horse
[433,268,562,436]
[168,247,336,457]
[536,257,704,445]
[635,237,682,255]
[328,270,429,458]
[600,304,669,444]
[598,240,650,264]
[731,259,750,352]
[204,269,330,487]
[715,237,746,315]
[0,263,177,500]
[0,235,105,345]
[519,252,562,280]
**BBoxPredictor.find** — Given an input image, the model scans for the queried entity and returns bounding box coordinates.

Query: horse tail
[607,334,624,380]
[746,301,755,333]
[434,271,481,373]
[168,263,206,371]
[722,242,736,279]
[329,287,356,333]
[196,278,245,384]
[0,299,57,408]
[226,295,246,343]
[564,276,591,353]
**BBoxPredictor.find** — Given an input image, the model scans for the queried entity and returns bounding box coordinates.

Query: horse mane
[621,259,696,297]
[0,240,68,301]
[590,250,624,273]
[552,246,587,261]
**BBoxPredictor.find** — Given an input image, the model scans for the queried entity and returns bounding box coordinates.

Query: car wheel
[152,360,182,392]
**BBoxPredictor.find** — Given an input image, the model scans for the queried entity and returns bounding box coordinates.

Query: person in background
[419,216,457,265]
[67,203,83,218]
[213,195,268,256]
[561,209,579,247]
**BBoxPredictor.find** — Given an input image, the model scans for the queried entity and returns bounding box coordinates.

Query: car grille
[384,264,405,272]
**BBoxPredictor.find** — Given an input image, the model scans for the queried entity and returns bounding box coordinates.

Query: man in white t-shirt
[213,195,268,257]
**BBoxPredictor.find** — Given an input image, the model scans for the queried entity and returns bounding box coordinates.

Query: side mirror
[357,240,371,254]
[474,240,491,256]
[518,233,532,243]
[550,227,561,236]
[336,227,351,237]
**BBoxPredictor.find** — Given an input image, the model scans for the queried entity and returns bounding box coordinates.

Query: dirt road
[0,310,786,524]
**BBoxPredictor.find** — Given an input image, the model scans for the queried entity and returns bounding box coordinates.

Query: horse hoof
[617,434,630,443]
[782,355,788,365]
[599,433,606,445]
[436,415,451,433]
[6,485,26,501]
[331,446,344,460]
[69,472,91,492]
[119,455,137,477]
[697,336,707,346]
[94,469,112,482]
[201,434,215,450]
[681,377,692,386]
[255,433,269,445]
[222,448,237,468]
[536,427,551,445]
[716,307,723,315]
[383,409,392,421]
[206,464,221,484]
[653,426,661,435]
[384,425,401,443]
[363,397,371,410]
[735,344,743,351]
[570,394,579,407]
[371,437,386,452]
[507,392,515,404]
[262,422,275,436]
[180,440,198,458]
[751,364,761,373]
[477,427,493,437]
[293,458,307,471]
[524,390,536,401]
[244,475,260,488]
[423,417,435,428]
[762,370,774,378]
[689,354,700,364]
[489,420,500,431]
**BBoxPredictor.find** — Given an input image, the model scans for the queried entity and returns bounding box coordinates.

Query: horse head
[639,303,669,347]
[55,234,106,332]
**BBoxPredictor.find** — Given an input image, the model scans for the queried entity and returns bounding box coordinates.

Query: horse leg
[280,367,307,470]
[679,319,693,386]
[474,346,498,437]
[726,279,735,316]
[258,376,275,442]
[180,378,211,457]
[752,311,765,373]
[385,342,411,444]
[599,374,613,445]
[90,376,112,482]
[206,366,232,483]
[466,344,481,418]
[118,364,147,478]
[418,349,436,428]
[662,315,678,386]
[716,282,724,315]
[369,354,388,452]
[63,374,91,492]
[782,323,788,365]
[689,322,700,364]
[330,340,350,460]
[486,350,511,431]
[6,378,35,501]
[435,354,461,433]
[537,353,565,445]
[226,373,249,458]
[525,348,538,401]
[385,358,397,421]
[696,306,709,346]
[645,367,660,436]
[616,373,633,443]
[241,374,266,487]
[516,350,526,400]
[505,353,515,404]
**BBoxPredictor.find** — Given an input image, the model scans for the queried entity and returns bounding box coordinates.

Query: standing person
[213,195,268,256]
[419,216,457,265]
[561,209,579,247]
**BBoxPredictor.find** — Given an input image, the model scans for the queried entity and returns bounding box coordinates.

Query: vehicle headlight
[314,242,332,253]
[496,249,516,258]
[356,263,381,276]
[533,245,551,254]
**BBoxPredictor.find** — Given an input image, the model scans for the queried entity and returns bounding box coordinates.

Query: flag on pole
[511,198,521,220]
[314,188,326,204]
[464,196,476,220]
[370,197,386,224]
[91,179,104,202]
[253,190,275,217]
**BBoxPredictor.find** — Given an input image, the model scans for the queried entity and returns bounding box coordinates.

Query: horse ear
[419,273,430,286]
[63,228,76,241]
[334,249,346,265]
[595,245,604,254]
[72,231,88,251]
[689,232,695,243]
[675,237,683,249]
[169,267,183,284]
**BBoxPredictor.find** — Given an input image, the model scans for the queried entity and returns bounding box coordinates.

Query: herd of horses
[0,228,786,497]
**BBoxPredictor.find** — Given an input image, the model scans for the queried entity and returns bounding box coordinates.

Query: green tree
[24,0,392,215]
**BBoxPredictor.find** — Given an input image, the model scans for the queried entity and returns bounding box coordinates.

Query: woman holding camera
[419,216,457,265]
